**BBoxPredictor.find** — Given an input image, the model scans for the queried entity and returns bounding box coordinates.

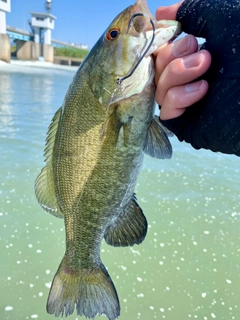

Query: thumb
[155,1,183,20]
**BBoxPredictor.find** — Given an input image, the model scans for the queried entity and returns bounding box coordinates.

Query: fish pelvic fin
[35,107,63,218]
[47,257,120,320]
[143,116,172,159]
[104,195,148,247]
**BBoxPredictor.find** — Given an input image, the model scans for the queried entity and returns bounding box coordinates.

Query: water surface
[0,62,239,320]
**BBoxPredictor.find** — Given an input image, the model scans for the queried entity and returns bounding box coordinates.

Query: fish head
[88,0,181,106]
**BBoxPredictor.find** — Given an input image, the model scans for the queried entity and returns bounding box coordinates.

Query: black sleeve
[160,0,240,156]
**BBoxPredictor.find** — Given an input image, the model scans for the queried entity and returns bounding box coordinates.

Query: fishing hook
[116,13,155,85]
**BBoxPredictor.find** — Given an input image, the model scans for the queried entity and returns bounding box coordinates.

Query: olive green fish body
[56,70,155,259]
[35,0,181,319]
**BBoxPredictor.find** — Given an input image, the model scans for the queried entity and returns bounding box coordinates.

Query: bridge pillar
[0,34,10,63]
[43,44,54,62]
[15,41,54,63]
[0,0,11,62]
[16,40,40,60]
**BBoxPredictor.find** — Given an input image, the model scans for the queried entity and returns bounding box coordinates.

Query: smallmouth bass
[35,0,181,319]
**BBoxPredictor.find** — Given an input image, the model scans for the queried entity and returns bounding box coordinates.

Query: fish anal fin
[104,196,148,247]
[35,107,63,218]
[143,116,172,159]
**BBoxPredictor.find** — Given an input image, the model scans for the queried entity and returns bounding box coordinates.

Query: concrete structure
[15,40,39,61]
[0,0,10,34]
[0,0,82,64]
[14,41,54,62]
[0,0,11,62]
[29,12,56,62]
[12,12,56,62]
[54,55,83,66]
[0,33,10,62]
[30,12,56,44]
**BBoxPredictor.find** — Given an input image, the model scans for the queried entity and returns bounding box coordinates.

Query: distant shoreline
[0,59,79,71]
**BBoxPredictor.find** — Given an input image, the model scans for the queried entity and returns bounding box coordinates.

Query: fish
[34,0,181,319]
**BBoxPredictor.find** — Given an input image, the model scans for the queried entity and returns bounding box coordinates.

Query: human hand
[154,34,211,120]
[155,0,240,156]
[154,2,211,120]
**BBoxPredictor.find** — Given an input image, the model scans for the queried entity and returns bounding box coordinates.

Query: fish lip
[142,21,182,57]
[154,20,182,39]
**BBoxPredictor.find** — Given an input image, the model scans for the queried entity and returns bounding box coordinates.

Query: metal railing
[6,25,88,50]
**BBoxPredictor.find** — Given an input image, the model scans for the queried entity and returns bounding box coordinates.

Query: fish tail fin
[47,257,120,320]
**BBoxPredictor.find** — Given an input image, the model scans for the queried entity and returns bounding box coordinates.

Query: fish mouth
[126,14,181,56]
[116,16,181,86]
[144,19,182,56]
[106,15,182,105]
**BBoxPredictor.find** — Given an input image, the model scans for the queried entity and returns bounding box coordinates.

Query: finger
[156,50,212,106]
[159,80,209,120]
[154,35,199,83]
[155,1,183,20]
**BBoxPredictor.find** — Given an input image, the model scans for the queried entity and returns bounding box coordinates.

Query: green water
[0,62,239,320]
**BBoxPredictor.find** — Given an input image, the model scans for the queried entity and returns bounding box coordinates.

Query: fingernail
[172,35,191,57]
[185,80,205,93]
[182,52,203,68]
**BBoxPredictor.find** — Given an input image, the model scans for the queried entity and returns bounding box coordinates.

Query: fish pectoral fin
[143,116,172,159]
[122,116,133,145]
[35,107,64,219]
[104,195,148,247]
[101,107,122,144]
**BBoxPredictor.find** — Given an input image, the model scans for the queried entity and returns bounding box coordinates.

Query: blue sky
[6,0,177,48]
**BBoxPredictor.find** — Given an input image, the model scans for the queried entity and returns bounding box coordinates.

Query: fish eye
[106,27,120,41]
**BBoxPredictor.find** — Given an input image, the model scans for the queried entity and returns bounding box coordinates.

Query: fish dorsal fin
[143,115,172,159]
[104,195,147,247]
[35,107,63,218]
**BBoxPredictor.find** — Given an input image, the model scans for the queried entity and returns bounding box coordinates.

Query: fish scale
[35,0,181,319]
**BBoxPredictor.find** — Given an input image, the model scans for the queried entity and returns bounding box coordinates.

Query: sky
[6,0,177,49]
